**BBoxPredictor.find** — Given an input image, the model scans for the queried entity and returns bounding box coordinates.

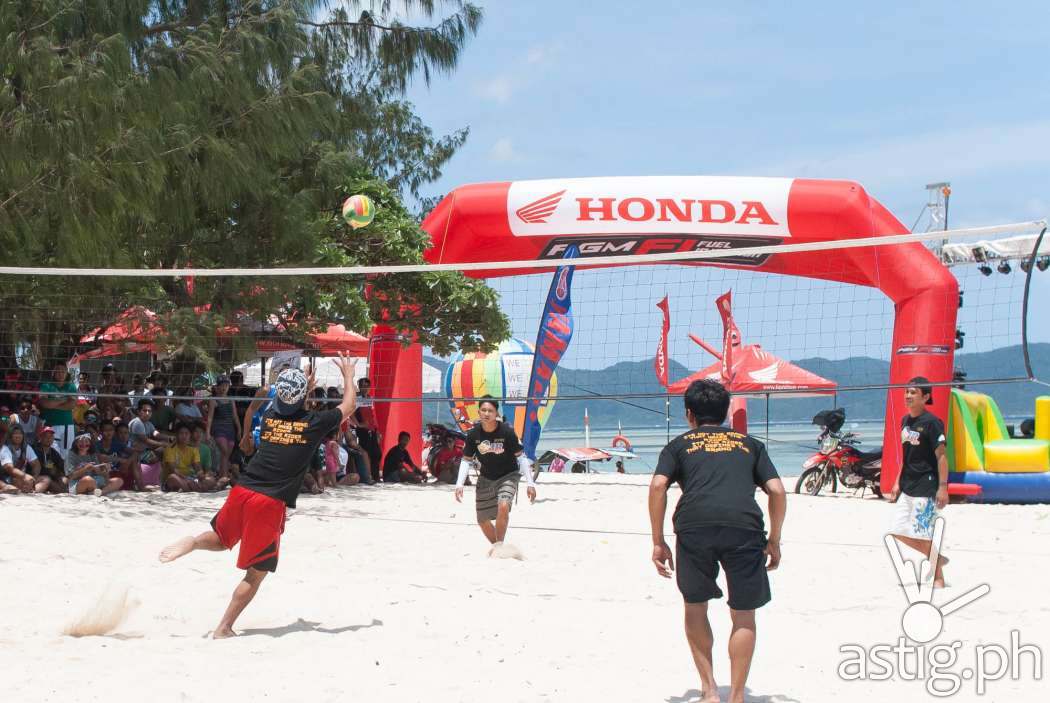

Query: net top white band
[0,220,1042,277]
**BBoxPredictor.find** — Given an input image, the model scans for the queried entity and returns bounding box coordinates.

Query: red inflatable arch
[372,176,957,492]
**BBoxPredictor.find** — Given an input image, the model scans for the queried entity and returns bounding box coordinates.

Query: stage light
[1021,259,1032,273]
[998,261,1012,274]
[1038,256,1050,272]
[955,329,965,350]
[978,264,993,276]
[972,247,987,263]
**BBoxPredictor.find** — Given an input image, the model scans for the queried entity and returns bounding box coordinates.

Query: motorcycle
[422,423,466,474]
[795,408,883,498]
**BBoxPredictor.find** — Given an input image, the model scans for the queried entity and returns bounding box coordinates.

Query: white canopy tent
[232,356,444,394]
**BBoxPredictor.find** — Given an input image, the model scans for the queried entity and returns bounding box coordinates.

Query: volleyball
[341,194,375,229]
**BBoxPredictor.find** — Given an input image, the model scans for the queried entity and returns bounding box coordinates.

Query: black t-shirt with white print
[655,426,780,534]
[463,422,522,481]
[899,411,945,499]
[238,407,342,508]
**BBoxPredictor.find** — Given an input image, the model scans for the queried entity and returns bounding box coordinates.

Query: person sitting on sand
[33,426,68,493]
[648,379,786,703]
[454,397,537,553]
[2,424,49,493]
[162,423,222,492]
[382,431,427,484]
[158,357,357,639]
[433,435,463,484]
[65,433,123,496]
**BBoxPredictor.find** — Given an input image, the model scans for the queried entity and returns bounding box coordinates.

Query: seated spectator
[162,423,221,492]
[382,431,426,484]
[66,433,122,496]
[96,419,144,491]
[571,461,587,474]
[343,423,374,485]
[323,428,360,488]
[128,397,172,486]
[2,424,48,493]
[10,398,41,445]
[190,422,214,474]
[33,426,67,493]
[38,361,78,455]
[432,435,463,484]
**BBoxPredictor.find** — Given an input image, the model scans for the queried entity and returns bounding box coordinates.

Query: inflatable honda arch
[368,176,958,493]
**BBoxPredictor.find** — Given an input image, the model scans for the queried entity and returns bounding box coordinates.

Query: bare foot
[700,691,721,703]
[158,536,196,563]
[212,627,237,639]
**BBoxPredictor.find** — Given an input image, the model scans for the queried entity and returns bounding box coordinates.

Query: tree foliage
[0,0,508,370]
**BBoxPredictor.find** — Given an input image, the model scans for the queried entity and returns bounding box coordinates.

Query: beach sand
[2,475,1047,703]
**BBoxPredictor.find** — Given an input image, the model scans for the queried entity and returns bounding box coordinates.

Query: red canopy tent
[666,290,836,433]
[78,308,369,359]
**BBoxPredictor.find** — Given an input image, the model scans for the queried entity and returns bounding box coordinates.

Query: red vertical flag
[655,296,670,388]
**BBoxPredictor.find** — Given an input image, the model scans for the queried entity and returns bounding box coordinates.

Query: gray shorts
[476,473,519,521]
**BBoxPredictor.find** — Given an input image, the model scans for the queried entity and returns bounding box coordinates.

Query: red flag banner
[655,296,670,388]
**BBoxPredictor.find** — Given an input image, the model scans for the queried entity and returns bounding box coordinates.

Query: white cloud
[479,76,512,103]
[526,45,548,64]
[489,138,518,162]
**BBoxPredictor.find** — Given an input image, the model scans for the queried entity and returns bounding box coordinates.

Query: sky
[400,1,1050,371]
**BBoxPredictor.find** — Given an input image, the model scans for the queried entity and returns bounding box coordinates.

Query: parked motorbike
[795,408,883,497]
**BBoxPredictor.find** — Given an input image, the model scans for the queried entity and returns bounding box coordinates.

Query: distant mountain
[423,345,1050,429]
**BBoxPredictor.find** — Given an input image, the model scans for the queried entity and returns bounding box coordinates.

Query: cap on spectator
[39,425,56,436]
[102,363,115,372]
[216,374,231,385]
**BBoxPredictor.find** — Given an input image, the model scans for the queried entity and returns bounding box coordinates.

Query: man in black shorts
[648,379,786,703]
[454,397,537,553]
[158,356,357,638]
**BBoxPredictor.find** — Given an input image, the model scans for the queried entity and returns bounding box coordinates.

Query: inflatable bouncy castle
[948,391,1050,503]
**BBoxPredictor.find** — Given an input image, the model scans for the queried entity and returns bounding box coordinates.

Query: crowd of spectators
[1,362,465,497]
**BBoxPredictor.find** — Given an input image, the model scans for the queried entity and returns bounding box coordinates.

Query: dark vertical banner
[655,296,670,388]
[522,246,578,459]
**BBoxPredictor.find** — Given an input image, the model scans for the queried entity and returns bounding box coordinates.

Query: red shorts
[210,485,286,572]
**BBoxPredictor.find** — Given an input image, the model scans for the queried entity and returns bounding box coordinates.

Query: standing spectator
[2,424,48,493]
[66,433,122,496]
[127,374,148,410]
[33,426,67,493]
[12,398,41,444]
[353,377,382,482]
[382,431,426,484]
[175,389,205,426]
[228,370,255,425]
[2,369,35,409]
[206,375,241,481]
[38,361,78,455]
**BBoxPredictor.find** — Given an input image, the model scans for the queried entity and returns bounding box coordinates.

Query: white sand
[2,475,1048,702]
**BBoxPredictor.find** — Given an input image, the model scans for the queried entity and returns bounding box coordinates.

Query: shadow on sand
[667,688,801,703]
[238,617,382,638]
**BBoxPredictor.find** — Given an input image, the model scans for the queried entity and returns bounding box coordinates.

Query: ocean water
[535,421,889,479]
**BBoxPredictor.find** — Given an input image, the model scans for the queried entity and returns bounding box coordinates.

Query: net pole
[665,394,670,443]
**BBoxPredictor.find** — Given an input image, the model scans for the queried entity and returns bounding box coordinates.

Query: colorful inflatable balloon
[341,194,375,229]
[444,337,557,438]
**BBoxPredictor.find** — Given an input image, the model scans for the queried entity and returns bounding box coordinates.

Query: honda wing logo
[515,190,566,224]
[749,362,780,384]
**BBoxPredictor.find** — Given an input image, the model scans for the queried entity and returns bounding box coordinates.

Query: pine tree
[0,1,509,373]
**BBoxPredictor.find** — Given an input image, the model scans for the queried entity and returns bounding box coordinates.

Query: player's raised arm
[333,354,358,420]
